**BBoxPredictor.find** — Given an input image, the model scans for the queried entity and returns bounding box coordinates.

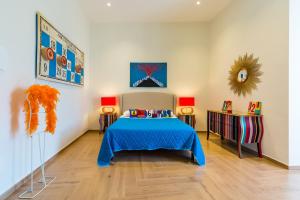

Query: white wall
[208,0,289,164]
[0,0,90,196]
[289,0,300,167]
[89,22,210,131]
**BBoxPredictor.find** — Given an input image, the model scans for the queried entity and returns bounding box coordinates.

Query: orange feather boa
[24,85,60,135]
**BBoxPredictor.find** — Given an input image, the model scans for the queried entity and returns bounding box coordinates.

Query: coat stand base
[18,176,56,199]
[18,130,55,199]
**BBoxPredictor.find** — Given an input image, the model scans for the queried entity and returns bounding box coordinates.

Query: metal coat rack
[18,96,56,199]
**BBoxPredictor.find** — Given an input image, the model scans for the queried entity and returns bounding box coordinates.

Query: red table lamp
[101,97,117,113]
[178,97,195,115]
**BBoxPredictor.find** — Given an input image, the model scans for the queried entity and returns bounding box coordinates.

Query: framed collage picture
[36,12,85,86]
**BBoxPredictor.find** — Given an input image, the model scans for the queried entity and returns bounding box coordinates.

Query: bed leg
[191,152,195,162]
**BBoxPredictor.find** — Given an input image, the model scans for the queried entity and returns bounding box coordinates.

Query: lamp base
[181,107,194,115]
[102,107,115,114]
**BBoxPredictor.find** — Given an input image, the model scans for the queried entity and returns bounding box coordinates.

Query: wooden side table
[99,113,117,133]
[178,114,196,129]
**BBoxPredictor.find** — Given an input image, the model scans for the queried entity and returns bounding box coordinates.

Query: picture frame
[36,12,85,86]
[222,100,232,113]
[130,62,167,88]
[248,101,262,115]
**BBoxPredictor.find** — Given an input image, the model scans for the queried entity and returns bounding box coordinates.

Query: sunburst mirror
[228,53,262,96]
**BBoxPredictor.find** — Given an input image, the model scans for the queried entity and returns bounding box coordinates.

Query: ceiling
[80,0,233,23]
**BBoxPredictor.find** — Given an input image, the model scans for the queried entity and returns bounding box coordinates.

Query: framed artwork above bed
[130,62,167,88]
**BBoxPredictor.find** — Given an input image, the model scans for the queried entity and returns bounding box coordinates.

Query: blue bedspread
[97,118,205,167]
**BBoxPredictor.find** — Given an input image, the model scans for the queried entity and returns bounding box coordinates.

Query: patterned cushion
[146,110,153,118]
[130,109,172,118]
[156,110,162,118]
[152,113,158,118]
[129,109,138,118]
[160,109,172,118]
[137,109,147,118]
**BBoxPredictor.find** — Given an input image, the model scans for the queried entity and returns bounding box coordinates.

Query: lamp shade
[101,97,117,106]
[178,97,195,106]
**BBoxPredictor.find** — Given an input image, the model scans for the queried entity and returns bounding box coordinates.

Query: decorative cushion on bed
[154,110,162,118]
[150,110,162,118]
[137,109,147,118]
[151,110,172,118]
[152,113,158,118]
[130,109,171,118]
[130,109,147,118]
[146,110,153,118]
[129,109,138,118]
[123,110,130,117]
[160,109,172,118]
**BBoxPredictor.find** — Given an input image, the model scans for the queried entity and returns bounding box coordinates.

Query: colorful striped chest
[207,110,264,158]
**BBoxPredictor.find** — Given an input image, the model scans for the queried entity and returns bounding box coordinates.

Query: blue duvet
[97,118,206,167]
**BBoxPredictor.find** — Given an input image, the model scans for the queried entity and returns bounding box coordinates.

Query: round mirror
[237,68,248,83]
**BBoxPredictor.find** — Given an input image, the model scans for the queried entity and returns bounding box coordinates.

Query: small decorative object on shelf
[248,101,262,115]
[207,110,264,158]
[222,100,232,113]
[178,114,196,129]
[178,97,195,115]
[99,113,117,133]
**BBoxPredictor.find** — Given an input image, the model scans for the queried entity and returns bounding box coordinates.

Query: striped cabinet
[99,113,117,133]
[207,110,264,158]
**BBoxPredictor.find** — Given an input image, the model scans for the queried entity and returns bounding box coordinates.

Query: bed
[97,92,205,167]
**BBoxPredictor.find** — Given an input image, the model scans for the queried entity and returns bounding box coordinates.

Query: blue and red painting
[130,63,167,88]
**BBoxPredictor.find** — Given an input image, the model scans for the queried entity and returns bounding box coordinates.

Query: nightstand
[99,113,117,133]
[178,114,196,129]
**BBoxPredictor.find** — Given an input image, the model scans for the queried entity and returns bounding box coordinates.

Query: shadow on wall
[10,87,26,136]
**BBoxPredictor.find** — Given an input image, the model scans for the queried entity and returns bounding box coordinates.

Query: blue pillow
[160,109,172,118]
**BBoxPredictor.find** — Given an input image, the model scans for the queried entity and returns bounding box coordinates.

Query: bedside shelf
[99,113,117,133]
[178,114,196,129]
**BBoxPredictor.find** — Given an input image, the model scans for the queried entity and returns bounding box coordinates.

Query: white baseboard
[288,166,300,170]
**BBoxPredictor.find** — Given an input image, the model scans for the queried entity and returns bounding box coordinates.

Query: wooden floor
[6,131,300,200]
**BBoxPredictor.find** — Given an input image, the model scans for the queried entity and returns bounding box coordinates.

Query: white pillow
[171,111,177,118]
[120,110,129,118]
